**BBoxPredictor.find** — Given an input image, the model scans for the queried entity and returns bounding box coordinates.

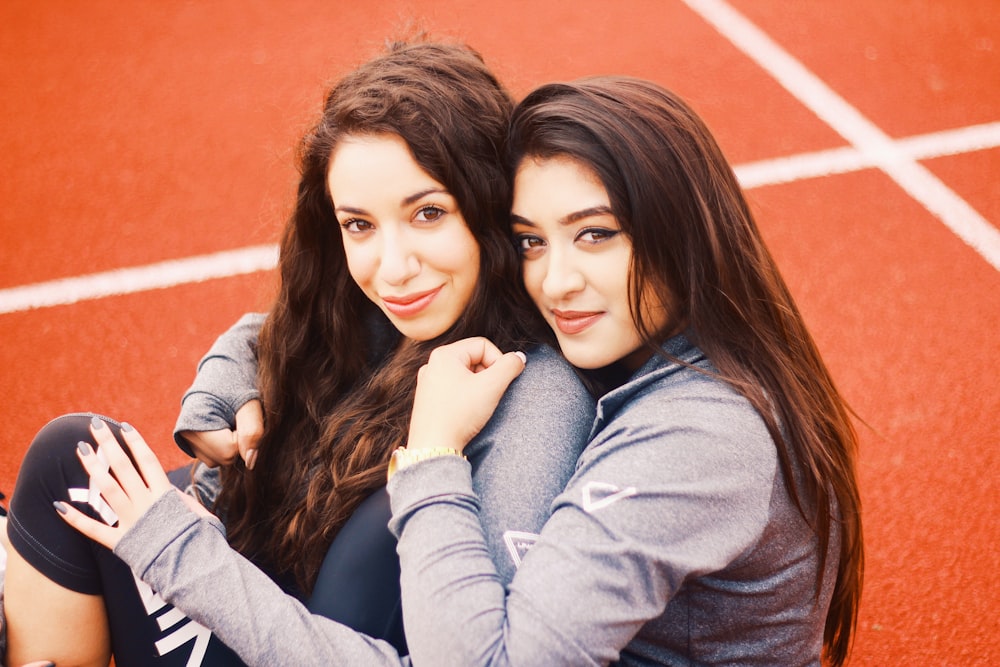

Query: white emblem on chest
[582,481,637,513]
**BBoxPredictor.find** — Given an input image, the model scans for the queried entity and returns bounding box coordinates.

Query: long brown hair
[216,41,535,595]
[508,77,863,666]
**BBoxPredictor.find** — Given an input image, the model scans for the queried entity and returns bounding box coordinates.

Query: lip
[551,309,604,335]
[381,286,442,317]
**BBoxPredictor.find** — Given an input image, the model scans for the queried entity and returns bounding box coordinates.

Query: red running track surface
[1,1,998,663]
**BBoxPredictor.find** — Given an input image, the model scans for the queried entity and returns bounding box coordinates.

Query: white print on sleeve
[503,530,540,568]
[582,481,637,513]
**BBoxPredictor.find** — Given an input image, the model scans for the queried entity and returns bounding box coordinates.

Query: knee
[31,413,107,450]
[21,413,119,474]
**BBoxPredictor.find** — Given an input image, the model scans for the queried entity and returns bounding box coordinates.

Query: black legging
[6,414,405,665]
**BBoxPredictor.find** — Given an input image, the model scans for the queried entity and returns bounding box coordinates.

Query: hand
[54,418,209,550]
[407,337,526,453]
[180,399,264,469]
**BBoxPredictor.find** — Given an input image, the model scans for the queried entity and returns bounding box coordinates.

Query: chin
[393,318,453,342]
[559,348,613,370]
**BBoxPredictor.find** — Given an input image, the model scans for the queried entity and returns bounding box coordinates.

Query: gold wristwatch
[387,446,465,481]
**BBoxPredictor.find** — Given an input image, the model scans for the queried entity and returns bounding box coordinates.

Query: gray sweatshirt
[115,314,594,664]
[388,334,838,666]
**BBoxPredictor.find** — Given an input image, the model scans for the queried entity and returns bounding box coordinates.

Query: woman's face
[329,133,480,341]
[512,156,668,372]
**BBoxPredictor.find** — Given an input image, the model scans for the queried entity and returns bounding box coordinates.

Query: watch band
[386,446,465,481]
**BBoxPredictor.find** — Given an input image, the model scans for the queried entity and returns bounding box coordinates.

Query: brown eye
[516,234,546,258]
[415,206,446,223]
[340,218,374,233]
[576,227,619,245]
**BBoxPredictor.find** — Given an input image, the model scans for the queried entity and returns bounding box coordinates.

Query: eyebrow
[335,187,450,216]
[511,205,614,227]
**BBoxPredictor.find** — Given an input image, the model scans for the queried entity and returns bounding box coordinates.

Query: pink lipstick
[552,309,603,335]
[382,286,441,317]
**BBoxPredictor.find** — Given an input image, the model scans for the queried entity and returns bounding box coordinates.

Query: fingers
[87,418,145,494]
[485,350,528,385]
[116,423,172,494]
[75,440,131,518]
[88,419,170,495]
[428,336,508,372]
[235,400,264,469]
[474,350,527,407]
[53,497,121,550]
[407,340,527,453]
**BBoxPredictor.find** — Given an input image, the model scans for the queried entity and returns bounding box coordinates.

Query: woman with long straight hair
[392,76,864,666]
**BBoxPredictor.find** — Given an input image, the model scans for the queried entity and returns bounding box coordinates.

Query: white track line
[735,121,1000,188]
[1,122,998,317]
[0,245,278,315]
[2,118,997,316]
[684,0,1000,272]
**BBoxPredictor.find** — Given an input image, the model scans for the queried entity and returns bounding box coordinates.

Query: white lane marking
[684,0,1000,271]
[1,121,998,317]
[735,121,1000,188]
[0,244,278,314]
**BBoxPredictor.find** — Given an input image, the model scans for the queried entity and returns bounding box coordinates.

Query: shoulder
[587,362,776,484]
[504,344,595,412]
[468,344,595,460]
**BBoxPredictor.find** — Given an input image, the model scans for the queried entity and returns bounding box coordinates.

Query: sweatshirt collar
[589,332,705,438]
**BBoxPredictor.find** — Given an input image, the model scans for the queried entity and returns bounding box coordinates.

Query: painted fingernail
[244,449,257,470]
[53,501,68,515]
[121,422,134,432]
[77,441,92,457]
[514,351,527,364]
[90,416,105,430]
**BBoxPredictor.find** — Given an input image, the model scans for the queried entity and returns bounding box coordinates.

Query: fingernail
[244,449,257,470]
[77,441,92,457]
[53,501,68,515]
[121,422,134,432]
[514,351,527,364]
[90,416,105,430]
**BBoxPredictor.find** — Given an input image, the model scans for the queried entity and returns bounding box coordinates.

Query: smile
[381,286,442,317]
[551,309,604,335]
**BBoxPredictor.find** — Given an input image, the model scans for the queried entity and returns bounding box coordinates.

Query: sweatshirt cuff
[387,454,477,539]
[115,490,224,578]
[172,389,258,455]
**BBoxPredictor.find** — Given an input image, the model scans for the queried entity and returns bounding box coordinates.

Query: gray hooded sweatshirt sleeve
[387,336,835,667]
[172,312,265,456]
[115,343,595,665]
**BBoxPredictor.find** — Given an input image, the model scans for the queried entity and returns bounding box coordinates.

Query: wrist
[387,446,466,482]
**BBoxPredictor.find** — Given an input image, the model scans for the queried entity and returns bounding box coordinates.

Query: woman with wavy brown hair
[3,41,593,666]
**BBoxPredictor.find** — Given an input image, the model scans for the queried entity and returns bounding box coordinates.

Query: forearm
[117,492,410,666]
[174,313,265,454]
[389,458,598,667]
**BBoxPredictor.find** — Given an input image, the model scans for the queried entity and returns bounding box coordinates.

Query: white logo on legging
[69,445,213,666]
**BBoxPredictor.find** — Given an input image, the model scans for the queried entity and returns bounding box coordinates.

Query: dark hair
[507,77,863,666]
[217,40,534,594]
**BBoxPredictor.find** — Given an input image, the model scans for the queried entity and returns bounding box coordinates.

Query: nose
[377,230,420,286]
[540,247,585,300]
